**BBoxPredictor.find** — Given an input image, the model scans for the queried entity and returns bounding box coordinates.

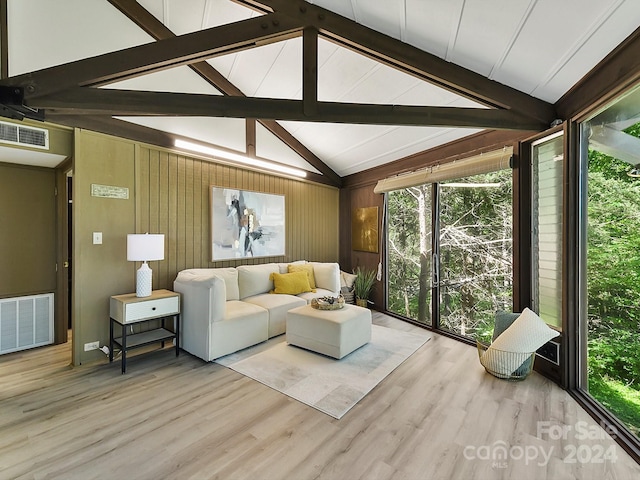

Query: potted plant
[353,266,376,307]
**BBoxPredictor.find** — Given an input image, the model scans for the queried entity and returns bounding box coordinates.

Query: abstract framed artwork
[352,206,379,253]
[210,187,286,261]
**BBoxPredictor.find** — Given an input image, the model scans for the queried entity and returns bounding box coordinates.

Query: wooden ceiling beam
[107,0,340,186]
[39,88,546,130]
[303,27,318,116]
[237,0,556,125]
[0,13,301,99]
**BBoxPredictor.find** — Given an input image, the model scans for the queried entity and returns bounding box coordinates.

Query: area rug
[215,325,431,419]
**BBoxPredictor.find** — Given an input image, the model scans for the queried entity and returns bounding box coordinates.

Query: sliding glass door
[387,185,432,325]
[438,170,513,339]
[386,165,513,340]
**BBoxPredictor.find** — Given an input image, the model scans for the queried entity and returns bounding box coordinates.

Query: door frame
[55,158,73,347]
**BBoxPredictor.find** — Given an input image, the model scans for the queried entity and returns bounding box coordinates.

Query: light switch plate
[93,232,103,245]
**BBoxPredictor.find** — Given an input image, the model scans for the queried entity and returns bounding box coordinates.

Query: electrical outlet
[84,341,99,351]
[536,340,560,365]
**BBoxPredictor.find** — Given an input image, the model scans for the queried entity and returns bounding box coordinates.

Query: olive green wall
[73,131,136,365]
[73,130,340,365]
[0,163,56,298]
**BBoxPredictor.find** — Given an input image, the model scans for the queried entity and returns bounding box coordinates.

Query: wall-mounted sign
[91,184,129,199]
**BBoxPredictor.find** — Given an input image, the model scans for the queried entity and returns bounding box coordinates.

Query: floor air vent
[0,120,49,149]
[0,294,54,354]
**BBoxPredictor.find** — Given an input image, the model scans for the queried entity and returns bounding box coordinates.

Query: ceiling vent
[0,120,49,150]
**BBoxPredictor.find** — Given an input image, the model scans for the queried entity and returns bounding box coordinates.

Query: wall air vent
[0,120,49,149]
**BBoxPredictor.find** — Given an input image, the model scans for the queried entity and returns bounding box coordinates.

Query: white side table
[109,289,180,373]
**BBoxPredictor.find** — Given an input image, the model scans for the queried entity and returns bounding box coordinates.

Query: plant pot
[356,298,368,308]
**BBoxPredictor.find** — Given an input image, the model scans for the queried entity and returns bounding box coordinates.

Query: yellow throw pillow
[270,271,314,295]
[287,263,317,290]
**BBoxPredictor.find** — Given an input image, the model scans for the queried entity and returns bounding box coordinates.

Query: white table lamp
[127,233,165,297]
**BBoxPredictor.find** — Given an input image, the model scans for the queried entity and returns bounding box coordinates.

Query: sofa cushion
[287,263,317,289]
[237,263,280,299]
[310,262,340,293]
[297,288,335,303]
[270,271,314,295]
[244,293,306,337]
[278,260,306,274]
[174,273,226,323]
[175,267,239,301]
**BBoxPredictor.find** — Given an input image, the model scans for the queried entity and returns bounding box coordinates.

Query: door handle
[432,253,439,285]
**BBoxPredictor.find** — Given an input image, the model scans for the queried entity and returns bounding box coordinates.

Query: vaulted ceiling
[1,0,639,185]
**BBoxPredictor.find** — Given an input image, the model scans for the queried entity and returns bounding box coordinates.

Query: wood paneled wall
[339,185,385,309]
[73,131,339,365]
[135,147,340,292]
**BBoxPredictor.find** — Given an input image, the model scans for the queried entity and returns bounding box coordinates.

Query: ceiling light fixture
[174,139,307,178]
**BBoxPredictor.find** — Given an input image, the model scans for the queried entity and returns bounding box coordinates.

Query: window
[531,132,564,329]
[385,154,513,341]
[578,85,640,439]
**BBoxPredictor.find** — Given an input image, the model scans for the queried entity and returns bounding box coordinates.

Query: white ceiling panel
[105,66,222,95]
[116,117,247,153]
[449,0,532,79]
[8,0,153,75]
[217,40,302,99]
[350,0,405,40]
[316,38,481,107]
[531,0,640,102]
[250,40,303,99]
[278,120,480,176]
[255,123,320,173]
[333,126,482,176]
[403,0,461,59]
[161,0,209,35]
[138,0,258,34]
[493,0,628,100]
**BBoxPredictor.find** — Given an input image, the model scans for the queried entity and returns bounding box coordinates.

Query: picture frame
[352,206,379,253]
[210,187,286,261]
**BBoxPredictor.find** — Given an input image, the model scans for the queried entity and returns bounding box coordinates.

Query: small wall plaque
[91,184,129,199]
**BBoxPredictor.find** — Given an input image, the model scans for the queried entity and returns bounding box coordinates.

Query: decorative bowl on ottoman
[311,294,345,310]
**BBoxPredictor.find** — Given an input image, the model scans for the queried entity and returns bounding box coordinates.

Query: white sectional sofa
[174,261,341,361]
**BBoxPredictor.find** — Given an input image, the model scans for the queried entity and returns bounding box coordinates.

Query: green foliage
[353,266,376,300]
[387,185,430,321]
[387,169,513,338]
[586,121,640,436]
[588,374,640,436]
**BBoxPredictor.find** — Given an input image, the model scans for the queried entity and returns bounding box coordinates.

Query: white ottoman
[286,304,372,359]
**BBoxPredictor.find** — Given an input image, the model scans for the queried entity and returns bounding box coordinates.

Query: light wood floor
[1,313,639,480]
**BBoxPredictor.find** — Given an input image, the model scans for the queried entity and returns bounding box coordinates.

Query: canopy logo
[463,420,618,469]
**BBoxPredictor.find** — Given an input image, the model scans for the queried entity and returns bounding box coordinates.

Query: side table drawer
[124,296,179,323]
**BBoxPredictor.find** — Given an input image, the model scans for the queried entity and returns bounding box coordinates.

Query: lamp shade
[127,234,165,262]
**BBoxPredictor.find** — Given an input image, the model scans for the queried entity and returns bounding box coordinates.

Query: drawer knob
[152,307,156,310]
